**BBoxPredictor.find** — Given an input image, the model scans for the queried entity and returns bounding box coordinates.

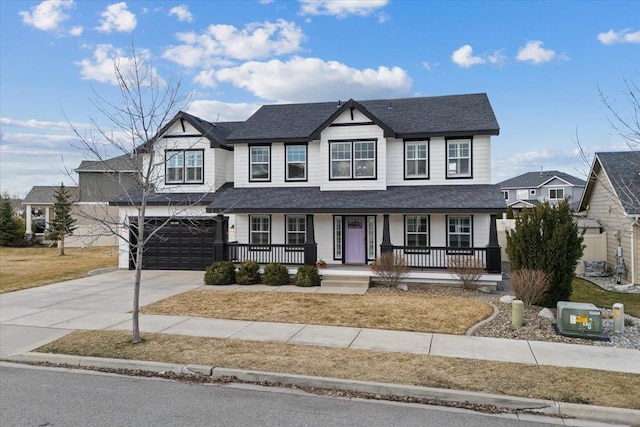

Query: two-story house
[112,94,506,288]
[498,170,586,214]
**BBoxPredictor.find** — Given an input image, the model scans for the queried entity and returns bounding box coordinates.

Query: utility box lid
[555,301,607,340]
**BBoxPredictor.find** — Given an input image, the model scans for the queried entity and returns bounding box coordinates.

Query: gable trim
[309,99,395,140]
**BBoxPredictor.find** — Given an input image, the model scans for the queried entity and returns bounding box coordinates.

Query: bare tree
[67,46,211,343]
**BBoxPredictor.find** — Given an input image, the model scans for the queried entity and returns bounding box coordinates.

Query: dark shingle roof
[498,170,586,189]
[75,153,141,172]
[22,186,79,205]
[109,186,217,206]
[583,151,640,215]
[226,93,499,143]
[204,184,506,214]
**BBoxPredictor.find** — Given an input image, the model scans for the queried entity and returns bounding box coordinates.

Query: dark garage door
[129,217,223,270]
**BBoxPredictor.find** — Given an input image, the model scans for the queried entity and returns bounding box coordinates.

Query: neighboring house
[22,154,140,247]
[579,151,640,284]
[498,170,586,214]
[111,94,506,288]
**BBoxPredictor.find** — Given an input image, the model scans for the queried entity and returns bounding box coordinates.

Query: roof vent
[388,102,393,110]
[337,100,341,108]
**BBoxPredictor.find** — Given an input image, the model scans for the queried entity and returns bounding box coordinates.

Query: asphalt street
[0,364,562,427]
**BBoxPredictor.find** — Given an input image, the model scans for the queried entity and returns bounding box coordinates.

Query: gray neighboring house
[579,151,640,284]
[22,154,140,247]
[498,170,586,213]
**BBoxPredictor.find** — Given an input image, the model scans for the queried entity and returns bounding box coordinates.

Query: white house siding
[586,166,635,283]
[386,136,491,186]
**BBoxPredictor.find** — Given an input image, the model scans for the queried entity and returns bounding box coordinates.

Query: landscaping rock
[538,308,555,321]
[500,295,516,304]
[476,285,495,294]
[397,284,409,292]
[583,260,607,277]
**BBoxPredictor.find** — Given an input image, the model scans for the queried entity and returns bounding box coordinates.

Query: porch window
[166,150,204,184]
[250,215,270,244]
[286,215,306,245]
[334,216,343,259]
[286,145,307,181]
[448,216,472,249]
[330,140,376,180]
[250,145,270,181]
[446,138,471,178]
[405,215,429,248]
[367,216,376,260]
[548,188,564,200]
[405,140,429,179]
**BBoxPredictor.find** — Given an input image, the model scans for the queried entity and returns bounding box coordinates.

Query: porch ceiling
[206,183,507,214]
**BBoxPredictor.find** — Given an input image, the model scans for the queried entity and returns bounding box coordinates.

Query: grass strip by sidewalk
[37,330,640,410]
[571,278,640,317]
[0,247,118,294]
[141,289,493,334]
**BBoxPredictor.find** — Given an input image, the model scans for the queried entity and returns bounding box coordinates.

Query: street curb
[4,352,639,425]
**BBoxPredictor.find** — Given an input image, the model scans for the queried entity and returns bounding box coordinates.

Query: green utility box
[555,301,607,340]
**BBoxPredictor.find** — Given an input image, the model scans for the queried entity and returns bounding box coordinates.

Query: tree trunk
[132,243,143,343]
[59,235,65,256]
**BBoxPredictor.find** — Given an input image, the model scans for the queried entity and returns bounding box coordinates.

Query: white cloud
[96,2,137,33]
[168,4,193,23]
[299,0,388,18]
[0,117,89,130]
[19,0,74,32]
[451,45,485,68]
[75,44,165,86]
[487,50,507,66]
[377,12,389,23]
[187,100,261,122]
[193,70,217,88]
[597,29,640,45]
[516,40,562,64]
[69,25,83,36]
[163,19,305,67]
[212,56,412,103]
[259,0,275,4]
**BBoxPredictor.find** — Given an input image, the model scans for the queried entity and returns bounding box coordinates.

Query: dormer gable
[309,98,395,140]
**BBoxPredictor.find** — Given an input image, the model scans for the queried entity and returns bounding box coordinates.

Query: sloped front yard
[141,289,493,334]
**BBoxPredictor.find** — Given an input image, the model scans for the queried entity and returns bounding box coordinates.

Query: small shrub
[371,252,409,287]
[295,265,320,287]
[204,261,236,286]
[448,255,484,289]
[263,263,290,286]
[236,260,260,285]
[511,269,550,306]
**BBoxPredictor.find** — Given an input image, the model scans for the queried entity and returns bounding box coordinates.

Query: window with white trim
[286,215,306,245]
[548,188,564,200]
[334,216,343,259]
[516,189,528,200]
[446,139,471,178]
[165,150,204,184]
[502,190,509,201]
[250,146,270,181]
[406,216,429,247]
[286,145,306,181]
[330,140,376,179]
[250,215,270,244]
[448,216,472,248]
[405,140,428,178]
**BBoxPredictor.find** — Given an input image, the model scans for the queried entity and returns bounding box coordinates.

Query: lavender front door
[344,216,366,264]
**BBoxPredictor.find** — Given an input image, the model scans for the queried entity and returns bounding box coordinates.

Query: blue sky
[1,0,638,197]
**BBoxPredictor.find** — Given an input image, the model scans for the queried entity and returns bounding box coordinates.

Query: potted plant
[316,259,327,269]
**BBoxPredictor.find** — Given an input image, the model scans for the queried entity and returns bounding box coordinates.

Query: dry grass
[38,330,640,410]
[142,289,492,334]
[0,246,118,294]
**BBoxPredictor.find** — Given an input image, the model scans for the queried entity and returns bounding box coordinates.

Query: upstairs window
[166,150,203,184]
[286,145,307,181]
[405,140,429,179]
[330,140,376,180]
[250,145,270,181]
[548,188,564,200]
[446,138,471,178]
[502,190,509,201]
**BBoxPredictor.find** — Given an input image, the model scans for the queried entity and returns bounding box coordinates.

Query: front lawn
[141,289,493,334]
[0,246,118,294]
[571,278,640,317]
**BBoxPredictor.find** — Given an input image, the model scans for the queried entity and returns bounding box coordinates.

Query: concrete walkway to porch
[1,270,638,374]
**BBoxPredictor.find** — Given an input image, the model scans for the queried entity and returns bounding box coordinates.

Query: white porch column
[25,204,32,235]
[45,207,50,230]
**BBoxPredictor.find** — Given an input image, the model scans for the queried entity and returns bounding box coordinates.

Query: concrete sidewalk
[1,270,639,374]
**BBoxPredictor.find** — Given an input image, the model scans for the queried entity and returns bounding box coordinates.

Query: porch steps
[320,274,371,290]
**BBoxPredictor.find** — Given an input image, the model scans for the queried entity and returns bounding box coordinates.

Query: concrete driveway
[0,270,204,356]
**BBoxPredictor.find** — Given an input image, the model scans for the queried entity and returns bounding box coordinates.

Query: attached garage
[129,217,225,270]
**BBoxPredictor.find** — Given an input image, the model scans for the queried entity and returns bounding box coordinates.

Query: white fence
[497,219,607,274]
